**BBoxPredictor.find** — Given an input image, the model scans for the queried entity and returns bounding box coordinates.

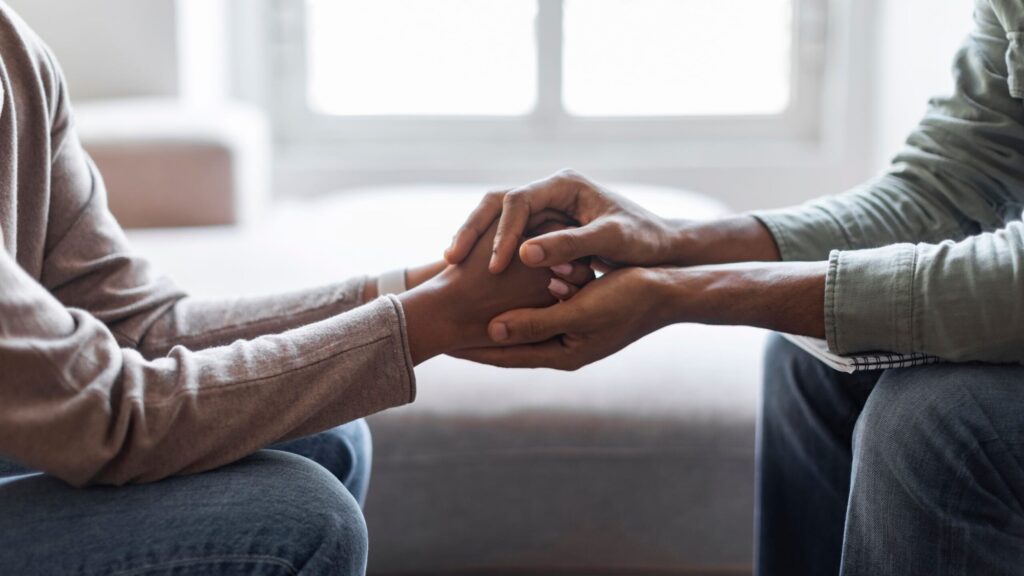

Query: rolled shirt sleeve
[822,220,1024,362]
[751,0,1024,362]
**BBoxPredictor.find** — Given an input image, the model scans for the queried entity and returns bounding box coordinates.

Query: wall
[5,0,179,102]
[869,0,974,172]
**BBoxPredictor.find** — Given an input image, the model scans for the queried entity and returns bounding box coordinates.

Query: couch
[78,100,767,576]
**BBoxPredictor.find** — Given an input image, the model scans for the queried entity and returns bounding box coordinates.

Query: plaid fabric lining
[850,351,942,371]
[781,334,943,373]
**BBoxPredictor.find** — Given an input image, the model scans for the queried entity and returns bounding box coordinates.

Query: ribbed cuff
[824,244,917,355]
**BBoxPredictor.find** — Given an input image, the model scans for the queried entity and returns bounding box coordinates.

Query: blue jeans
[0,420,373,576]
[756,335,1024,576]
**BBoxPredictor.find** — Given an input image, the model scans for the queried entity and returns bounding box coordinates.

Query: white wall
[6,0,179,101]
[869,0,974,172]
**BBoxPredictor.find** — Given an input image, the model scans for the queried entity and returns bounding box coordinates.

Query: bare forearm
[665,215,782,266]
[652,261,827,338]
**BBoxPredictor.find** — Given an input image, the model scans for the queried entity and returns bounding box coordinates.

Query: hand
[453,267,674,371]
[444,170,782,273]
[454,261,828,371]
[445,170,680,273]
[397,221,590,364]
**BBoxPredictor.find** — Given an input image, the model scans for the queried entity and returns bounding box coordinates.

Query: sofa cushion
[76,99,270,228]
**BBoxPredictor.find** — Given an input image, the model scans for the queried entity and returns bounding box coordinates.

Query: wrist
[659,218,695,266]
[658,261,826,337]
[634,267,687,330]
[397,280,463,364]
[664,216,782,267]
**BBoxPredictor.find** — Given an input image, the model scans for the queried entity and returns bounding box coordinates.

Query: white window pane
[306,0,537,116]
[564,0,792,117]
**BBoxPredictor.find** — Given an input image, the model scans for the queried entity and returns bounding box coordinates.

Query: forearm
[138,277,369,358]
[141,261,447,358]
[652,261,827,338]
[1,252,415,486]
[664,215,782,266]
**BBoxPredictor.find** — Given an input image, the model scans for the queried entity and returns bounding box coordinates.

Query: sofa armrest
[75,99,270,228]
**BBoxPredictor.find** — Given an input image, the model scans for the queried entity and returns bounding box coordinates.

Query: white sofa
[79,101,767,576]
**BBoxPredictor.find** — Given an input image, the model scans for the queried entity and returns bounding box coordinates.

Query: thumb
[488,303,580,345]
[519,223,615,268]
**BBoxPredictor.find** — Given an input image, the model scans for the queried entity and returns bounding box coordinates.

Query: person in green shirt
[447,1,1024,574]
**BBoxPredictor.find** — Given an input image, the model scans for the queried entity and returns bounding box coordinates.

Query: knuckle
[520,318,544,340]
[559,231,583,255]
[602,219,627,243]
[503,190,527,209]
[484,190,506,204]
[556,168,583,183]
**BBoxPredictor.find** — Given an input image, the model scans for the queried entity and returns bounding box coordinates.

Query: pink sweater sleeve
[0,248,415,486]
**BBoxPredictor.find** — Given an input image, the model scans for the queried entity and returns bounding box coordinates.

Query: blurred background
[7,1,974,574]
[11,0,969,209]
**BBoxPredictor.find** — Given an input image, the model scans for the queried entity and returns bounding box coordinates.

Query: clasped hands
[397,169,824,369]
[440,170,688,371]
[396,170,711,370]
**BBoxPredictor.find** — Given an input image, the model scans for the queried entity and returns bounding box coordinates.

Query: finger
[550,261,595,286]
[547,277,579,300]
[489,172,588,273]
[488,304,580,345]
[526,209,577,237]
[449,340,577,370]
[444,190,506,264]
[489,192,533,273]
[519,223,617,268]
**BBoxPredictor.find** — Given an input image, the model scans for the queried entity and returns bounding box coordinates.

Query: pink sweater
[0,7,415,486]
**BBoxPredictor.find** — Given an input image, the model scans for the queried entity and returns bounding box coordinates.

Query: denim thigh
[0,450,368,576]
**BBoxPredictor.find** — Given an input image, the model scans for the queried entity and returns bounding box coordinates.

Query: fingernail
[550,263,573,275]
[490,322,509,342]
[522,243,545,264]
[489,251,498,271]
[548,278,570,297]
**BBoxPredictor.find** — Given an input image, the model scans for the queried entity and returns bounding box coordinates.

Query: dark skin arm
[454,261,825,371]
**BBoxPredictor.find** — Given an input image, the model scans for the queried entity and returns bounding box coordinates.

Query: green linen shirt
[752,0,1024,364]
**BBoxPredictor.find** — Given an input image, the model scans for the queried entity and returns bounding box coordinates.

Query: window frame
[266,0,829,147]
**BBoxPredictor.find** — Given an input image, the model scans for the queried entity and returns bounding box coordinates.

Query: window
[261,0,832,179]
[300,0,797,120]
[306,0,538,116]
[562,0,792,117]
